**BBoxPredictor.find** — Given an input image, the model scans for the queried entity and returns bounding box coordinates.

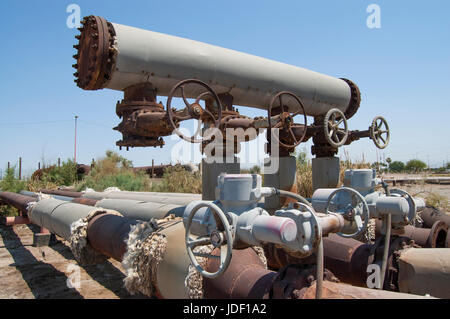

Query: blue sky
[0,0,449,177]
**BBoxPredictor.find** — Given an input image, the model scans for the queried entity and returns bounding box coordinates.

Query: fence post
[151,159,155,178]
[19,157,22,180]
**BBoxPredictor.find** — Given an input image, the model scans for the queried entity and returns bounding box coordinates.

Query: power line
[0,120,73,126]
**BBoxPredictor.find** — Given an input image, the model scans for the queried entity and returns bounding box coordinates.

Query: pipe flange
[73,15,116,90]
[340,78,361,120]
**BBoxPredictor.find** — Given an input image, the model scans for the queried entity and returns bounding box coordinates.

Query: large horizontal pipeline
[39,189,82,198]
[38,188,201,206]
[375,219,448,248]
[421,206,450,228]
[204,246,430,299]
[82,190,200,205]
[28,199,119,240]
[0,191,36,213]
[74,16,359,117]
[264,234,370,286]
[7,195,432,299]
[19,190,75,202]
[397,248,450,299]
[23,190,187,220]
[264,233,450,297]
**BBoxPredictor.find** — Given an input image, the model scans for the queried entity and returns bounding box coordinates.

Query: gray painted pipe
[19,190,75,202]
[82,191,200,205]
[28,199,116,240]
[94,199,186,220]
[106,21,353,116]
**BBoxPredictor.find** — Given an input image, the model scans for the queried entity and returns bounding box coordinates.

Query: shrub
[0,167,26,193]
[389,161,405,172]
[75,151,151,192]
[151,165,202,194]
[405,159,427,173]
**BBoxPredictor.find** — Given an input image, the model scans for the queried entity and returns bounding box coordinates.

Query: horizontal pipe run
[82,191,200,206]
[0,191,37,213]
[318,213,346,236]
[398,248,450,299]
[1,216,30,226]
[204,246,431,299]
[94,199,186,220]
[75,16,358,117]
[20,190,77,202]
[420,206,450,228]
[375,219,448,248]
[87,213,139,261]
[39,189,82,198]
[71,197,100,206]
[300,281,433,299]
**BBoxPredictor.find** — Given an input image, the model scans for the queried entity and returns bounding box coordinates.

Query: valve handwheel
[370,116,390,149]
[323,108,348,148]
[267,91,308,150]
[185,201,233,278]
[167,79,223,143]
[324,187,370,238]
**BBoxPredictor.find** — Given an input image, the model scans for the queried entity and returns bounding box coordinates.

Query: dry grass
[425,192,449,211]
[151,165,202,194]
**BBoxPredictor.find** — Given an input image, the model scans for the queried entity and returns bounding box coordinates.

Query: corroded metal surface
[71,197,99,206]
[39,189,82,198]
[0,192,36,213]
[87,213,139,261]
[398,247,450,298]
[73,15,116,90]
[376,219,448,248]
[204,247,275,299]
[421,206,450,228]
[298,281,432,299]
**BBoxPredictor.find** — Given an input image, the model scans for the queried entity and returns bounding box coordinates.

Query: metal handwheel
[323,108,348,148]
[324,187,370,238]
[167,79,223,143]
[267,91,308,149]
[370,116,390,149]
[185,201,233,278]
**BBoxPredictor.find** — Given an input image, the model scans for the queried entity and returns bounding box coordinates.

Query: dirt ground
[0,223,147,299]
[380,173,450,211]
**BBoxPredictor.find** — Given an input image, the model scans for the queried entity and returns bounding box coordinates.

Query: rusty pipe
[71,197,99,206]
[87,213,139,261]
[204,247,430,299]
[0,216,30,226]
[264,234,371,286]
[397,248,450,298]
[39,189,82,198]
[298,281,433,299]
[375,219,448,248]
[204,248,276,299]
[421,206,450,228]
[0,191,36,213]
